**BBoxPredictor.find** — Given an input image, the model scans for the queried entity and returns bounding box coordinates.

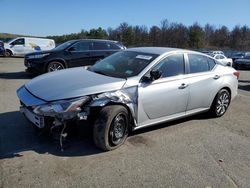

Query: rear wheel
[47,61,65,72]
[93,105,129,151]
[209,89,231,117]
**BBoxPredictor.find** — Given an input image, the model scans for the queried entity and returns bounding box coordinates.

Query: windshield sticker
[136,55,153,60]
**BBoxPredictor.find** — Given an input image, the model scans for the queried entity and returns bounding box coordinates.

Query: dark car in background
[24,39,126,73]
[231,52,246,62]
[0,40,5,56]
[233,52,250,70]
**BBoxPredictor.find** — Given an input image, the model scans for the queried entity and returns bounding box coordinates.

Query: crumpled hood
[25,68,126,101]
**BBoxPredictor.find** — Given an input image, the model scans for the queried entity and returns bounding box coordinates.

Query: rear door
[66,41,93,67]
[185,53,222,111]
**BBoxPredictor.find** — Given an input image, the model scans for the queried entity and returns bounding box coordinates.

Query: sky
[0,0,249,37]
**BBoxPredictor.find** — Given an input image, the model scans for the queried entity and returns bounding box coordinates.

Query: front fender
[88,87,138,126]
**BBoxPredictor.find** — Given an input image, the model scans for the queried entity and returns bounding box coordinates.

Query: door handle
[179,83,188,89]
[213,75,220,80]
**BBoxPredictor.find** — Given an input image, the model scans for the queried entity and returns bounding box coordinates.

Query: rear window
[188,54,209,73]
[108,42,121,50]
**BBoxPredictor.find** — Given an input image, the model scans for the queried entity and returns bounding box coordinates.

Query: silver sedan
[17,47,239,151]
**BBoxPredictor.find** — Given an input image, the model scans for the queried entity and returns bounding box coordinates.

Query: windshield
[89,51,158,78]
[54,40,76,50]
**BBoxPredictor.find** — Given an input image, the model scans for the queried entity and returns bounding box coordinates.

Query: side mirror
[150,69,162,81]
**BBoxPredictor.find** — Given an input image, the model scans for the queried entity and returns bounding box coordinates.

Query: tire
[4,50,12,57]
[47,61,65,72]
[93,105,129,151]
[209,89,231,117]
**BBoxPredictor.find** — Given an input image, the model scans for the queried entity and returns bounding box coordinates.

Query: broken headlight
[33,96,90,120]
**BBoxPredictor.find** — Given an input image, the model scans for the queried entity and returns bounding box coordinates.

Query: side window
[11,38,24,45]
[188,54,209,74]
[219,55,225,59]
[154,54,185,78]
[108,42,120,50]
[245,53,250,59]
[72,41,90,51]
[93,42,108,50]
[208,58,216,70]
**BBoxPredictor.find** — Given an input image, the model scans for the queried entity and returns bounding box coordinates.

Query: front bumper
[24,58,46,73]
[17,86,91,129]
[17,86,51,128]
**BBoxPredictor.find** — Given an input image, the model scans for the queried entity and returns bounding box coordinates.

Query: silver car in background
[17,47,239,151]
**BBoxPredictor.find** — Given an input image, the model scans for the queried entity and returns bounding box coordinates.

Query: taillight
[233,71,240,80]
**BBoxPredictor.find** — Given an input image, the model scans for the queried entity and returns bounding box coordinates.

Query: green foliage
[1,21,250,50]
[188,23,204,48]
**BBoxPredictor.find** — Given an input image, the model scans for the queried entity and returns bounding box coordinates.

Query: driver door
[10,38,25,55]
[66,41,93,68]
[138,53,189,125]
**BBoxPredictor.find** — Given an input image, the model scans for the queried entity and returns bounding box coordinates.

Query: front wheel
[4,50,12,57]
[47,61,65,72]
[209,89,231,117]
[93,105,129,151]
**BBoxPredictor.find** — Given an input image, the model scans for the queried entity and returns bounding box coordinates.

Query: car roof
[127,47,194,55]
[69,39,120,43]
[128,47,181,55]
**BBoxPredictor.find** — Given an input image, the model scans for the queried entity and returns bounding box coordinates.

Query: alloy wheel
[216,91,230,116]
[48,62,64,72]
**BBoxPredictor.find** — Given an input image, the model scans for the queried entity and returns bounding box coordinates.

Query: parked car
[201,50,224,57]
[17,47,239,151]
[4,37,55,57]
[24,39,126,74]
[233,52,250,69]
[0,40,5,56]
[231,52,246,62]
[211,51,224,55]
[213,54,233,66]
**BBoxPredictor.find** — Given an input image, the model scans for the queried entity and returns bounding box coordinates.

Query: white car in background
[4,37,55,57]
[213,54,233,66]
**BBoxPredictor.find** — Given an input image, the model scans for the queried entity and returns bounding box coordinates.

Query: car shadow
[0,111,102,159]
[239,80,250,83]
[0,71,35,79]
[238,80,250,92]
[238,84,250,92]
[131,113,211,136]
[0,110,213,159]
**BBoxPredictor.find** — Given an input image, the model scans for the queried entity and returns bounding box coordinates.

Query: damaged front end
[17,85,138,150]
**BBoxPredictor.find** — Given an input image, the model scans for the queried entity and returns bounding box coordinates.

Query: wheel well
[6,49,13,55]
[221,87,231,97]
[103,102,135,129]
[210,87,232,109]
